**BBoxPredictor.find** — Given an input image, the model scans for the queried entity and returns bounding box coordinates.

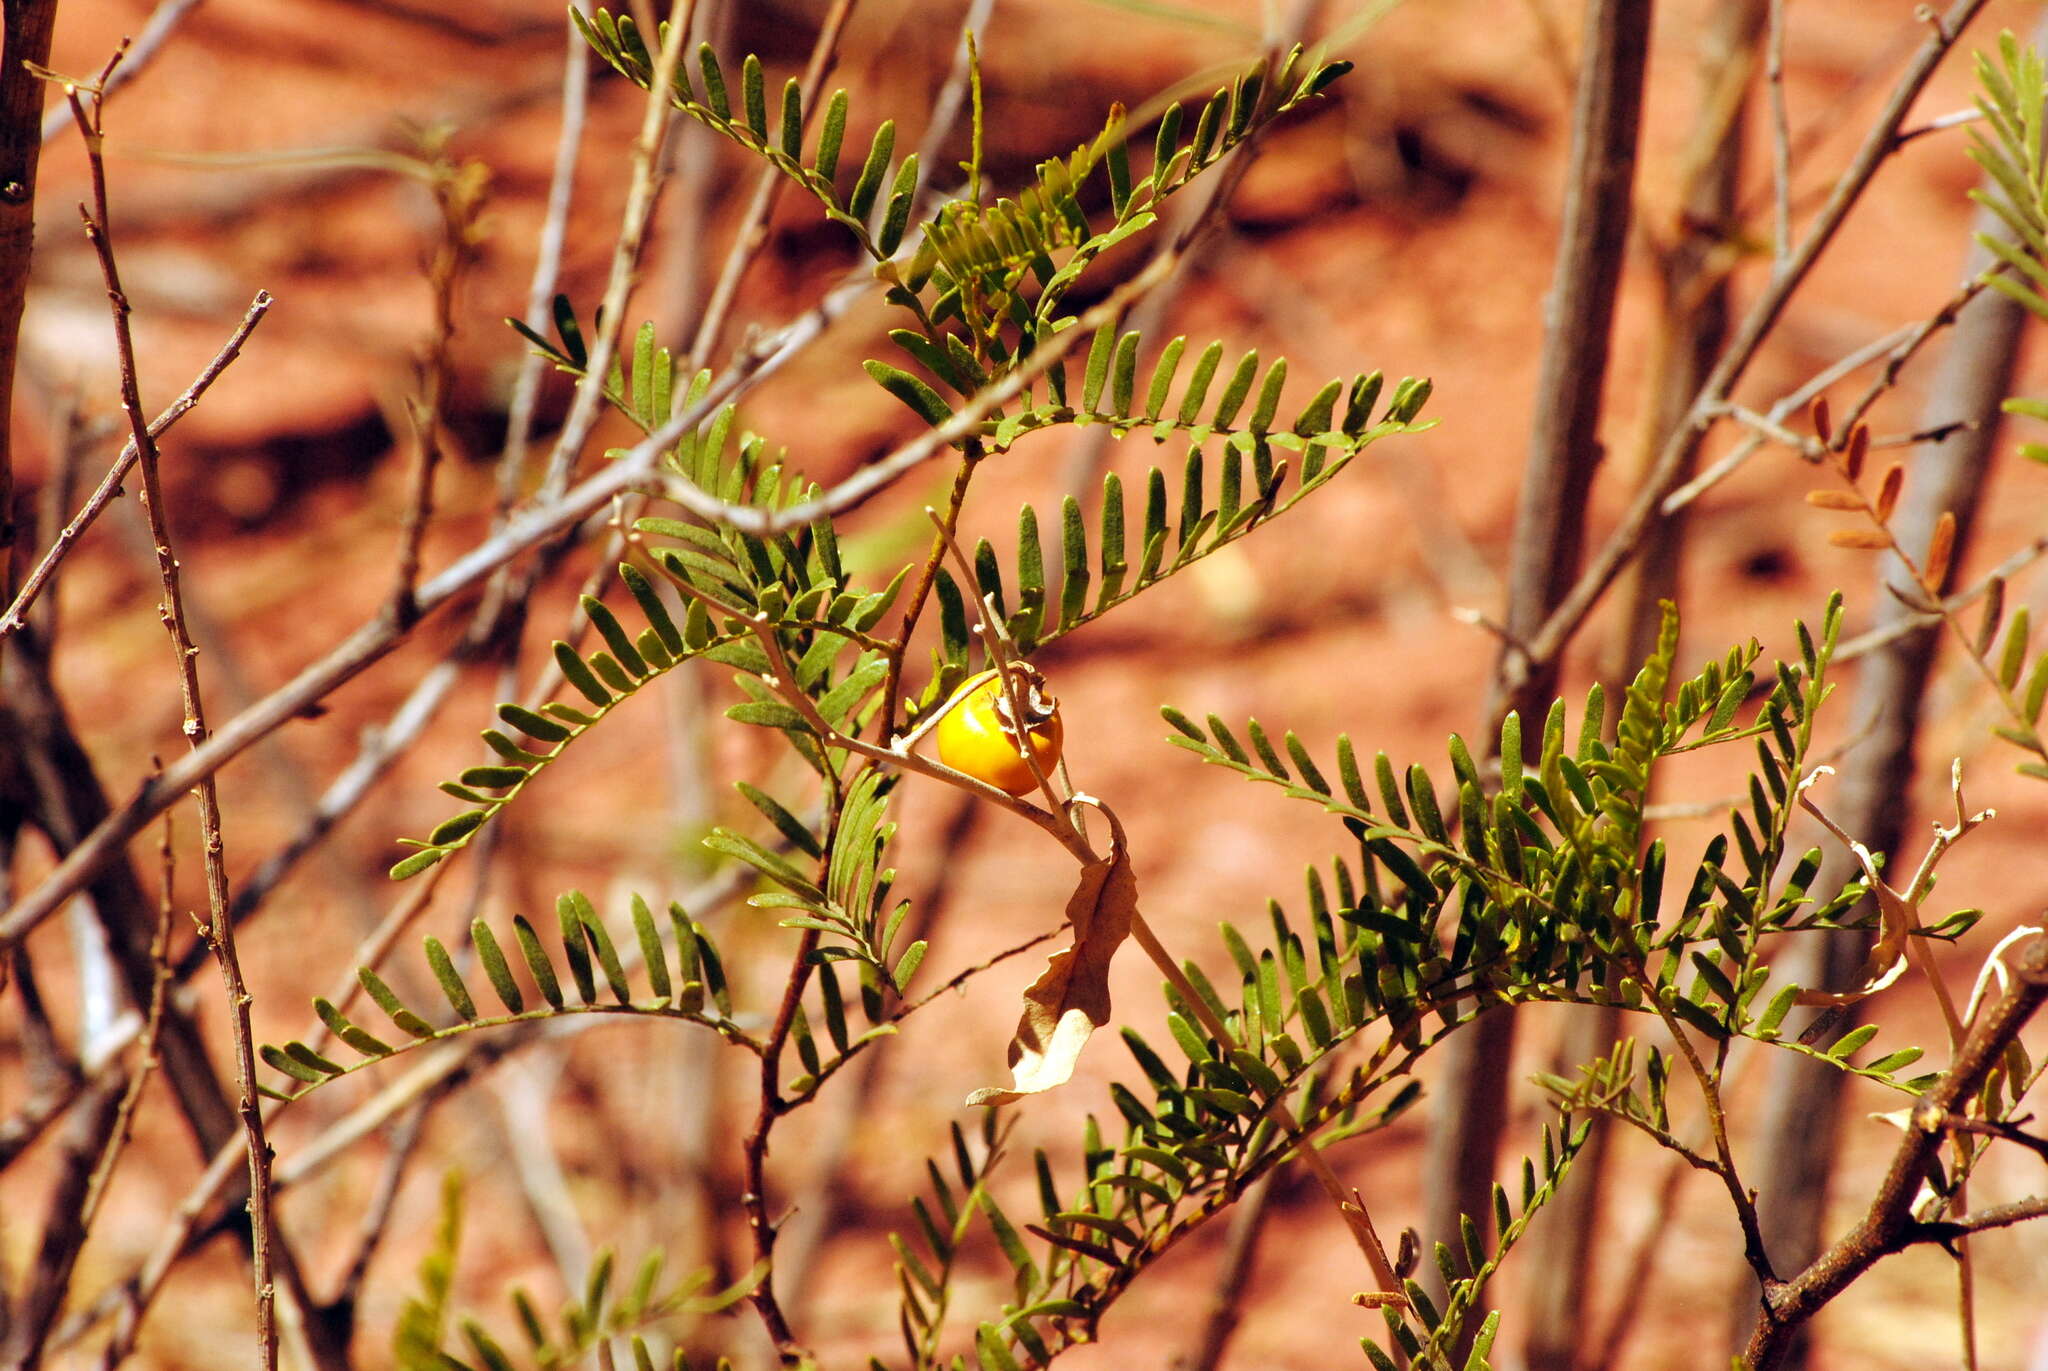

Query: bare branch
[1746,935,2048,1367]
[0,0,60,582]
[535,0,697,501]
[36,0,205,143]
[0,293,272,639]
[498,2,595,513]
[63,64,280,1371]
[685,0,859,371]
[0,262,868,951]
[1518,0,1993,683]
[390,150,486,617]
[1766,0,1791,258]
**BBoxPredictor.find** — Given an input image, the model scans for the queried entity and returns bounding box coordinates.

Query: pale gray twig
[0,293,272,639]
[536,0,697,501]
[1766,0,1791,258]
[685,0,859,371]
[501,0,596,516]
[1518,0,1994,685]
[38,0,202,142]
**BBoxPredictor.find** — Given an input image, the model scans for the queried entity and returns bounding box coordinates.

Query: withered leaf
[967,805,1138,1107]
[1794,769,1912,1008]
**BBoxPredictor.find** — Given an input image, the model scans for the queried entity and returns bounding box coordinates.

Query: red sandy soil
[5,1,2048,1368]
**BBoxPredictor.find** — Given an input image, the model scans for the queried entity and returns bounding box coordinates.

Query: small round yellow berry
[933,668,1063,797]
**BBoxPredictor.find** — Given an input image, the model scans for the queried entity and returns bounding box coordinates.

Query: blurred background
[5,0,2048,1366]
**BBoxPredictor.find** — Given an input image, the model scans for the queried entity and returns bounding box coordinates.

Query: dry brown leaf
[1923,510,1956,593]
[1843,422,1869,482]
[1827,528,1893,550]
[1874,463,1904,523]
[1811,395,1833,445]
[1791,879,1913,1007]
[966,805,1138,1107]
[1804,489,1864,511]
[1973,576,2007,656]
[1795,770,1913,1008]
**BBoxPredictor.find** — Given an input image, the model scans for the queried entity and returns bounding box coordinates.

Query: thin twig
[910,0,996,210]
[536,0,697,502]
[1657,319,1918,517]
[1766,0,1791,259]
[1833,275,1993,437]
[499,1,595,516]
[1910,1194,2048,1239]
[74,792,177,1237]
[1518,0,1993,685]
[37,0,205,142]
[685,0,859,372]
[1649,975,1777,1286]
[0,293,271,638]
[65,61,280,1371]
[390,149,485,617]
[1927,1114,2048,1166]
[1894,105,1982,148]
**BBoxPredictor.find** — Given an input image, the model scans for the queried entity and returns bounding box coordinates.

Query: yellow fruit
[933,668,1063,796]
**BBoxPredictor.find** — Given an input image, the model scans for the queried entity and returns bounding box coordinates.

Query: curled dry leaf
[966,800,1138,1107]
[1795,769,1914,1007]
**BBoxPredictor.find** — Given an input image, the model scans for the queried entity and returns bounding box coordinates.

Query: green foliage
[392,1172,759,1371]
[569,8,1349,353]
[1972,29,2048,478]
[363,19,2048,1367]
[571,11,921,262]
[1371,1120,1590,1371]
[257,892,752,1102]
[912,368,1427,680]
[905,46,1351,346]
[387,568,749,880]
[1956,589,2048,781]
[1970,33,2048,339]
[1156,598,1928,1082]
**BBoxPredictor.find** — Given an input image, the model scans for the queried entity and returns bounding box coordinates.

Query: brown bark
[1523,4,1764,1366]
[1734,194,2026,1366]
[1746,936,2048,1367]
[0,0,59,581]
[1425,0,1654,1332]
